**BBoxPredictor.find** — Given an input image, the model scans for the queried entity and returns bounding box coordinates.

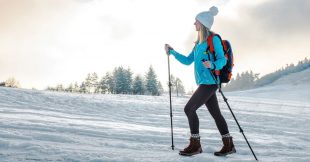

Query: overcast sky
[0,0,309,91]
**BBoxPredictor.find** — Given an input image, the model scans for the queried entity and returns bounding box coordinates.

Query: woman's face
[194,20,202,31]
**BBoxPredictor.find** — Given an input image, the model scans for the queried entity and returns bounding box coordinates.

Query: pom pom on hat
[195,6,219,29]
[209,6,218,16]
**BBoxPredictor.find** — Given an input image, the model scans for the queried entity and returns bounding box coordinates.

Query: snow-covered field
[226,68,310,103]
[0,87,309,162]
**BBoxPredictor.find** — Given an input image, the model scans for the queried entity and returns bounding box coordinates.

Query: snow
[0,86,310,162]
[226,68,310,103]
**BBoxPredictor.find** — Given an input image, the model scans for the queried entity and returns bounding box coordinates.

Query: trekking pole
[218,86,258,161]
[167,47,175,150]
[203,62,258,161]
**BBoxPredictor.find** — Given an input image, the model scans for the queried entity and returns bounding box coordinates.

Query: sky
[0,0,309,91]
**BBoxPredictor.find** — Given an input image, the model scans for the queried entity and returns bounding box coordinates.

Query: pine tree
[157,81,164,95]
[97,76,108,94]
[124,68,133,94]
[113,67,126,94]
[73,82,80,93]
[145,65,159,96]
[66,83,74,92]
[79,82,87,93]
[105,72,115,94]
[175,78,185,96]
[56,84,64,92]
[91,72,99,93]
[133,75,145,95]
[84,73,92,93]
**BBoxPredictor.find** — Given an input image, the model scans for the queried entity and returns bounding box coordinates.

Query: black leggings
[184,84,229,135]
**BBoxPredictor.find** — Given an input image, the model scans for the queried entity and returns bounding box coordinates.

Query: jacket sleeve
[211,36,227,70]
[170,48,194,65]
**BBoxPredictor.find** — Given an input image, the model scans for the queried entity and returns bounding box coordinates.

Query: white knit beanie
[195,6,219,29]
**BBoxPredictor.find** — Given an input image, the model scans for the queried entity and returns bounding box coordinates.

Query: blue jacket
[170,36,227,85]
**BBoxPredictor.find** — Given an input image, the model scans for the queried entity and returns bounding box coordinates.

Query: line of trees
[47,66,165,96]
[254,57,310,87]
[169,75,186,96]
[223,71,259,91]
[0,78,20,88]
[223,57,310,91]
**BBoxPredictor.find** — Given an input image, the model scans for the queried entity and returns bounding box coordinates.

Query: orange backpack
[206,33,234,83]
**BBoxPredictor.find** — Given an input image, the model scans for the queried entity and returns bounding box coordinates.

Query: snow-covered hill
[226,68,310,103]
[0,87,309,162]
[271,67,310,86]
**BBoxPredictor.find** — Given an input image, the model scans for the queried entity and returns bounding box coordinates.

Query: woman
[165,6,236,156]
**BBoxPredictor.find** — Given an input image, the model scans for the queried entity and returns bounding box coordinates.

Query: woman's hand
[203,60,212,68]
[165,44,173,55]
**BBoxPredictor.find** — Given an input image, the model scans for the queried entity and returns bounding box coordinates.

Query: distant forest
[46,65,185,96]
[223,57,310,91]
[2,58,308,94]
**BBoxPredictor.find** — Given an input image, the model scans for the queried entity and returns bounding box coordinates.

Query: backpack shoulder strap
[207,33,223,55]
[207,33,223,78]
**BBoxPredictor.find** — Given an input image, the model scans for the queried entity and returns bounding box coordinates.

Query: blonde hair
[197,25,210,44]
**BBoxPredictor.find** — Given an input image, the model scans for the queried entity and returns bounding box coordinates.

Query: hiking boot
[214,136,236,156]
[179,137,202,156]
